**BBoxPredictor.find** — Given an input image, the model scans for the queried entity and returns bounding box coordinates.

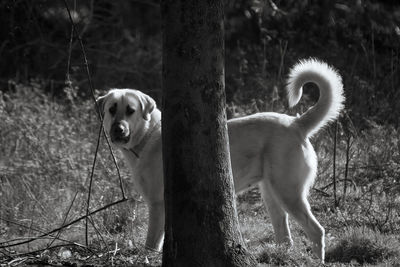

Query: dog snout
[110,121,130,143]
[113,123,126,135]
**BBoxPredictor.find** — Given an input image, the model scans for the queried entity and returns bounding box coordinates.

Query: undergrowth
[326,227,400,265]
[1,82,400,266]
[0,82,142,252]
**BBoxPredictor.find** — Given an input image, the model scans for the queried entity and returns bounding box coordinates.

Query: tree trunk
[161,1,256,266]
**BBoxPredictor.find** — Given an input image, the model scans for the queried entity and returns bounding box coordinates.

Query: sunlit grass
[1,83,400,266]
[326,227,400,265]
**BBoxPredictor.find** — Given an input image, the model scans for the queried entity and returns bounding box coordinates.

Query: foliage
[325,227,399,264]
[0,0,162,99]
[1,0,400,266]
[0,82,145,253]
[257,246,292,266]
[1,1,400,126]
[1,74,400,266]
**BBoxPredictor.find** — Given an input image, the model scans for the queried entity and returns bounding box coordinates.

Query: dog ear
[96,94,108,118]
[138,93,156,121]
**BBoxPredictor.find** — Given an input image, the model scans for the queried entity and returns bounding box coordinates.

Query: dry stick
[2,236,78,245]
[0,198,127,250]
[0,237,95,264]
[3,243,84,263]
[62,0,126,198]
[5,257,30,266]
[63,1,96,247]
[85,123,104,246]
[62,0,127,247]
[65,0,74,88]
[0,218,94,258]
[312,187,331,197]
[47,191,78,248]
[342,61,357,205]
[0,247,11,259]
[342,135,352,204]
[0,218,86,248]
[87,216,110,259]
[277,40,287,81]
[27,217,34,252]
[65,0,94,63]
[332,121,338,208]
[318,178,357,192]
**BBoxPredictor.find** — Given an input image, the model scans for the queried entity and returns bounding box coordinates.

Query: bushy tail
[286,59,344,137]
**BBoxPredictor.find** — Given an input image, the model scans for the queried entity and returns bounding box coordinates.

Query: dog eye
[109,105,117,116]
[126,106,135,116]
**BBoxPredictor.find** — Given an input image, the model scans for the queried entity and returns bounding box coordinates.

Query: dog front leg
[145,201,165,251]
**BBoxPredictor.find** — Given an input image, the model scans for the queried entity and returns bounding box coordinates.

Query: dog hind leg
[270,180,325,262]
[259,180,293,246]
[284,196,325,262]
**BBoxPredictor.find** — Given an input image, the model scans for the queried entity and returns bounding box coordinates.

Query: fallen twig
[0,218,85,249]
[0,198,127,250]
[6,256,30,266]
[2,243,88,264]
[312,187,331,197]
[318,178,357,192]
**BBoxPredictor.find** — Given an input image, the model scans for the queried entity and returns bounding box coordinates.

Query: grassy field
[1,82,400,266]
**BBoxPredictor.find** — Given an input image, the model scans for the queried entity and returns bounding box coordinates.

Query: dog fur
[96,59,344,262]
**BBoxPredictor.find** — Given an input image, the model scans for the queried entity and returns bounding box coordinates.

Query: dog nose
[112,123,126,136]
[110,122,130,144]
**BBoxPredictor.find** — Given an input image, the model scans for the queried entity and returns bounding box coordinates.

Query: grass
[325,227,399,265]
[1,82,400,266]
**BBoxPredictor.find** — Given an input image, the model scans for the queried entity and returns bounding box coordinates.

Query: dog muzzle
[110,121,130,144]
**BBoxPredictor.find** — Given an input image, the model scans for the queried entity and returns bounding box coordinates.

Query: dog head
[96,89,156,148]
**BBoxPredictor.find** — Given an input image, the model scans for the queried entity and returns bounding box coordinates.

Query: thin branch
[312,187,331,197]
[0,218,88,250]
[62,0,126,200]
[4,257,30,266]
[0,198,127,250]
[343,135,352,203]
[3,243,86,262]
[65,0,75,87]
[62,0,128,247]
[86,124,104,246]
[332,121,338,207]
[47,191,78,248]
[87,216,110,258]
[318,178,357,192]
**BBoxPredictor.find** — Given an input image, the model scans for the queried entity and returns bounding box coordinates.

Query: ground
[1,84,399,266]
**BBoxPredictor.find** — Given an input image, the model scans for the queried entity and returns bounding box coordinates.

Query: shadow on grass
[326,228,399,265]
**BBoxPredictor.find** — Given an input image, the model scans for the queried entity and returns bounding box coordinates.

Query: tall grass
[0,82,144,251]
[326,227,399,264]
[1,82,400,266]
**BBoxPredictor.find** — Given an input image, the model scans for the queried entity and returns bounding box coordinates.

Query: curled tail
[286,59,344,137]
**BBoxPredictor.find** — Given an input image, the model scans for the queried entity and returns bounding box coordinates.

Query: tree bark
[161,1,256,266]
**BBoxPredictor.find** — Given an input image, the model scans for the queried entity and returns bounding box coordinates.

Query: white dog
[96,59,344,262]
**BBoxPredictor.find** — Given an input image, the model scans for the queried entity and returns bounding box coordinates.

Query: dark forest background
[1,1,400,266]
[1,0,400,126]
